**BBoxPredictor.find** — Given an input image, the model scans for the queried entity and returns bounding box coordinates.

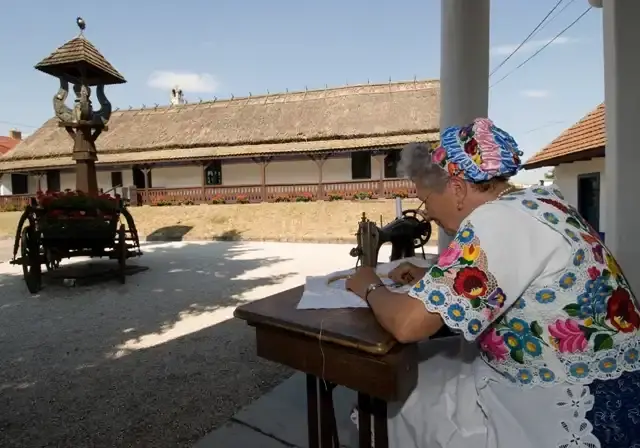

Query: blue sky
[0,0,603,183]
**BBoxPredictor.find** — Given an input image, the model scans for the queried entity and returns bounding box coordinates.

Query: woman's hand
[345,267,383,299]
[388,262,427,285]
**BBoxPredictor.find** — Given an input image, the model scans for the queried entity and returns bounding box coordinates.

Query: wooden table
[234,285,418,448]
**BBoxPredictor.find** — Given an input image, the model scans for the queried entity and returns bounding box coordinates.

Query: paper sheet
[297,255,437,309]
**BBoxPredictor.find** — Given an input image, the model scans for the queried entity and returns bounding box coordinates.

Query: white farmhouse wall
[0,175,11,195]
[553,157,606,232]
[0,152,399,195]
[152,165,201,188]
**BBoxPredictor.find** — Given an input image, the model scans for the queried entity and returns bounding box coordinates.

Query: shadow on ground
[0,241,296,448]
[146,225,194,241]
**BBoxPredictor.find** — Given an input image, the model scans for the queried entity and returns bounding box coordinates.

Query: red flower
[582,232,599,245]
[539,198,569,213]
[606,287,640,333]
[587,266,601,281]
[464,138,479,156]
[453,267,488,299]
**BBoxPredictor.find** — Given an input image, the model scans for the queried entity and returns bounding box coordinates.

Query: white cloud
[147,71,218,93]
[520,89,550,98]
[490,36,577,57]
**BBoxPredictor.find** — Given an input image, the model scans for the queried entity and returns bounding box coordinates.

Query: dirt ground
[0,199,438,243]
[0,240,394,448]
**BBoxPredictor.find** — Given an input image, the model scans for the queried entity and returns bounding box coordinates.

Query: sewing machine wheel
[402,209,432,248]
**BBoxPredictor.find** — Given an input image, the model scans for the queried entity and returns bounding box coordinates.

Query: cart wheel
[44,249,60,272]
[117,224,126,284]
[21,227,42,293]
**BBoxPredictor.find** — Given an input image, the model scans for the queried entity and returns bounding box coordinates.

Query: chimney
[170,86,185,105]
[9,129,21,140]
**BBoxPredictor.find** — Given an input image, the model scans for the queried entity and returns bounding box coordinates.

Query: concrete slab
[193,421,291,448]
[232,372,358,448]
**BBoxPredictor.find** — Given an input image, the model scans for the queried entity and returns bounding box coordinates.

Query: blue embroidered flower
[532,187,550,196]
[427,290,446,307]
[412,279,426,293]
[538,368,556,383]
[508,318,530,335]
[559,272,577,290]
[553,189,565,199]
[522,335,543,357]
[569,362,590,379]
[573,249,586,266]
[624,348,639,364]
[543,212,559,225]
[467,319,482,336]
[446,304,465,322]
[503,332,522,351]
[564,229,580,242]
[522,199,539,210]
[598,357,617,373]
[457,227,475,244]
[576,276,613,317]
[514,297,526,309]
[518,369,534,385]
[535,289,556,304]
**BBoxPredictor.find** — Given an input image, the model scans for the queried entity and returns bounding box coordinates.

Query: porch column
[373,152,386,198]
[437,0,491,253]
[601,0,640,295]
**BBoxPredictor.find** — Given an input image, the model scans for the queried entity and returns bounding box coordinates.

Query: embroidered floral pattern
[410,224,509,338]
[442,185,640,389]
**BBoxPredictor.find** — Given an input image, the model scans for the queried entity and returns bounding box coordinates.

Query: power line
[0,120,38,129]
[490,6,592,89]
[535,0,578,36]
[489,0,566,77]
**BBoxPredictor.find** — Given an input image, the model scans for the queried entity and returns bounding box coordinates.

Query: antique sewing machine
[349,209,433,268]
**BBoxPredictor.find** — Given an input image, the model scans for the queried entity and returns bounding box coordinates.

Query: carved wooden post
[200,161,207,202]
[373,152,386,198]
[308,153,332,200]
[252,156,272,202]
[35,18,126,196]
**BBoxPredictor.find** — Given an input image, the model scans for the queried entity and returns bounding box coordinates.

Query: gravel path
[0,241,385,448]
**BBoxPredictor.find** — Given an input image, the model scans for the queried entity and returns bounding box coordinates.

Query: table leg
[358,393,372,448]
[319,379,340,448]
[307,374,319,448]
[372,397,388,448]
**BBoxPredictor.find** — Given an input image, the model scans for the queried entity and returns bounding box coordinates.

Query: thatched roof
[0,79,440,172]
[35,36,126,86]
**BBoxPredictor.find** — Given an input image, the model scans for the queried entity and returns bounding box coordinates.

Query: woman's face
[416,180,463,235]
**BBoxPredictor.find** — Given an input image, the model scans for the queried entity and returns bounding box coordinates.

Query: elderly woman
[346,118,640,448]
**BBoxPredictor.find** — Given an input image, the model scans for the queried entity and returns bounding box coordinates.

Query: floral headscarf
[430,118,523,183]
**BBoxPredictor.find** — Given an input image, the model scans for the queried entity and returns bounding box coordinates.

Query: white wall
[554,157,606,232]
[0,152,399,195]
[0,174,11,195]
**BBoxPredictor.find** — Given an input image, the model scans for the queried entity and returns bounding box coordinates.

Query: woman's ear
[448,176,468,207]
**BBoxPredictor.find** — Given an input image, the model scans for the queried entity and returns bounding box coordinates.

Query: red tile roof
[0,136,20,155]
[524,103,606,169]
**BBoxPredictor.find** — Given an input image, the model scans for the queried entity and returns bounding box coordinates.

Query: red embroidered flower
[464,138,479,156]
[453,267,488,299]
[606,287,640,333]
[587,266,601,281]
[538,198,569,214]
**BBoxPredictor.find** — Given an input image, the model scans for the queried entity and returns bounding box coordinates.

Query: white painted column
[438,0,491,253]
[601,0,640,296]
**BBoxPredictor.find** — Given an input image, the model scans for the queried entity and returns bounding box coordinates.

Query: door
[577,173,600,232]
[46,170,61,192]
[132,167,146,188]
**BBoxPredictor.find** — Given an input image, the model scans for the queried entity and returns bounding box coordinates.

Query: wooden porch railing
[0,179,417,209]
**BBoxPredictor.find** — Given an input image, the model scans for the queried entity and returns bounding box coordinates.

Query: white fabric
[297,255,437,309]
[387,189,607,448]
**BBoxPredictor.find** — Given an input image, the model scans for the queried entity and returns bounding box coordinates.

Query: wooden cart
[10,192,142,293]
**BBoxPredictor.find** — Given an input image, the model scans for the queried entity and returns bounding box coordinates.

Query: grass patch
[0,200,438,244]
